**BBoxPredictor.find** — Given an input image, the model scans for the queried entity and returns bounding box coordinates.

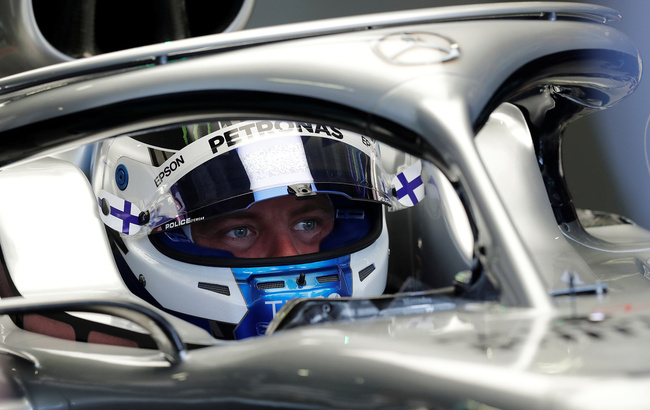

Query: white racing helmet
[92,120,397,339]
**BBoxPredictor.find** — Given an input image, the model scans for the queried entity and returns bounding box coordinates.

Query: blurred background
[23,0,650,229]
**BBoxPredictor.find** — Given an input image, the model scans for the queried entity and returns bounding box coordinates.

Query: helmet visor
[136,121,392,234]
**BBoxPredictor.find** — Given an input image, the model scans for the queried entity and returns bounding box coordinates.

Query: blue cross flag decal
[97,189,143,235]
[392,160,425,207]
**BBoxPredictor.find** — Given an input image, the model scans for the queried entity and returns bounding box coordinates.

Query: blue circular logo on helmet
[115,164,129,190]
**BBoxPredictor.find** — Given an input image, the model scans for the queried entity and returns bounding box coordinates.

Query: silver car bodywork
[0,2,648,408]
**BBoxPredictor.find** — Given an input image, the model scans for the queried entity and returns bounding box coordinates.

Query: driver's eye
[295,220,317,231]
[227,227,250,238]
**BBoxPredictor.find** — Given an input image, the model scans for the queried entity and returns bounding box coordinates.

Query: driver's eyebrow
[222,202,332,222]
[209,197,334,225]
[212,210,258,223]
[286,200,334,219]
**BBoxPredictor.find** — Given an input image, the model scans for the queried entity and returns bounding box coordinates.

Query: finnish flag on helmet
[97,189,143,235]
[392,160,425,207]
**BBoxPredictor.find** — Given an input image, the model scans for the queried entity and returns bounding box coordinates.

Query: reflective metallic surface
[0,2,647,408]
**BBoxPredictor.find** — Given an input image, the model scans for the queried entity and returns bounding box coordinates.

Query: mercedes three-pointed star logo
[372,32,460,65]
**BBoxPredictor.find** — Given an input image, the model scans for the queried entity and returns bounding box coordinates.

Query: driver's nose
[268,232,301,258]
